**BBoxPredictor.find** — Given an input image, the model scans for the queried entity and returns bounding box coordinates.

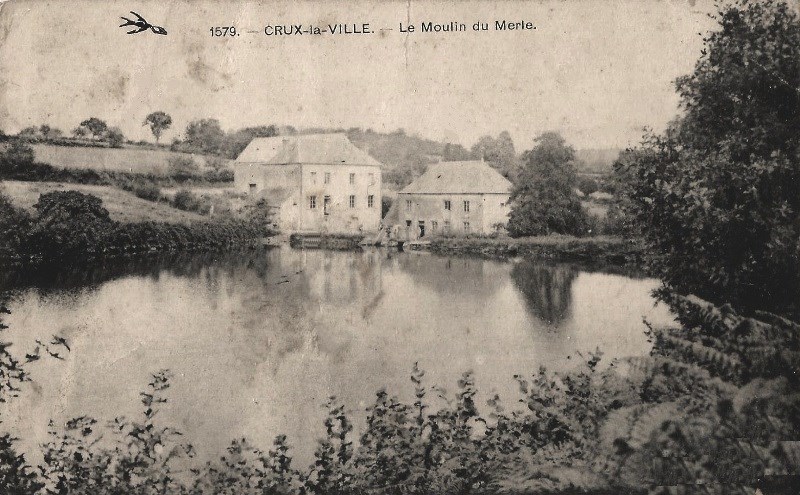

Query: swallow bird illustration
[119,11,167,35]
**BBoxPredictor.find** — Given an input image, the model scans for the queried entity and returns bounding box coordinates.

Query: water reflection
[0,248,674,465]
[510,261,578,326]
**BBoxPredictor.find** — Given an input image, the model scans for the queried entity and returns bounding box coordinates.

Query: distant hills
[20,124,621,189]
[299,127,622,188]
[574,148,623,175]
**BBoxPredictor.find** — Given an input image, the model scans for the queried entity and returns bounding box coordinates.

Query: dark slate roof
[235,133,381,167]
[399,161,512,195]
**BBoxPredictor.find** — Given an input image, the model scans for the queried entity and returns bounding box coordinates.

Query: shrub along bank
[417,235,644,267]
[0,190,271,264]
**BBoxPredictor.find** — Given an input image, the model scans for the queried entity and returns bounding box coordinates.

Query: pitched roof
[235,133,381,167]
[399,161,512,195]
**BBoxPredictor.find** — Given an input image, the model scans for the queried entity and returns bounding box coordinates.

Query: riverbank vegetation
[0,189,271,264]
[422,235,641,267]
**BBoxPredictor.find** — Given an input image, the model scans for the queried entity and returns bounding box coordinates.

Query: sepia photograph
[0,0,798,493]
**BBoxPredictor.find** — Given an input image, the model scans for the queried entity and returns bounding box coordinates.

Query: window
[443,220,451,233]
[310,172,317,183]
[369,173,375,185]
[368,195,374,208]
[464,221,470,233]
[324,172,331,184]
[406,200,412,211]
[349,173,355,185]
[323,195,331,215]
[463,200,470,212]
[444,200,451,210]
[249,183,257,194]
[309,196,317,209]
[349,195,356,208]
[431,220,438,232]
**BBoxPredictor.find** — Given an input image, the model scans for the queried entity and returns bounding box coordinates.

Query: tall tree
[184,118,225,154]
[442,142,471,161]
[222,125,278,158]
[507,132,587,237]
[143,111,173,144]
[78,118,108,140]
[470,131,520,178]
[17,127,38,141]
[619,0,800,315]
[106,127,125,148]
[39,125,62,140]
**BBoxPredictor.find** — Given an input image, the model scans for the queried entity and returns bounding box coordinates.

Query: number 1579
[210,26,237,36]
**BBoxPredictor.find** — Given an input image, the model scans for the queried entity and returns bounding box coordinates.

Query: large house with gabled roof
[390,160,512,240]
[234,133,382,234]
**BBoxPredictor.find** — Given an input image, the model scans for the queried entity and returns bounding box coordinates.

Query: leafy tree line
[17,120,125,148]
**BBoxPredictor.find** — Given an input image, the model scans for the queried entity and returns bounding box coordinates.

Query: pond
[0,247,674,464]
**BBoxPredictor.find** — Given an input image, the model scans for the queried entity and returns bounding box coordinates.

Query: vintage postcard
[0,0,798,494]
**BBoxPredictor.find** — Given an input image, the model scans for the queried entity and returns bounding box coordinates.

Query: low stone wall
[289,233,365,250]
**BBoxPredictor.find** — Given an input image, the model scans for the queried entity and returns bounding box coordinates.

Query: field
[581,199,609,218]
[31,144,230,175]
[1,180,206,224]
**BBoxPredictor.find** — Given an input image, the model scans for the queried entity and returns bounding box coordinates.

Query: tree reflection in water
[510,260,577,326]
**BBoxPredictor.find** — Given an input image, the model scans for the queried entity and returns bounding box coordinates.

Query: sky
[0,0,718,151]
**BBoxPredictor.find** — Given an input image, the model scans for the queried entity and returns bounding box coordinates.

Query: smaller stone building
[392,160,512,240]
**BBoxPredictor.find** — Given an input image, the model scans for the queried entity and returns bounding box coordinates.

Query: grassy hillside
[1,180,205,224]
[32,144,229,176]
[342,129,451,189]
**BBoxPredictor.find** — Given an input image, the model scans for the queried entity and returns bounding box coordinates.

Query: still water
[0,247,674,463]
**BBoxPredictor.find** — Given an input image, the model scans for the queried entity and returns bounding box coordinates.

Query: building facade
[234,134,382,234]
[393,161,512,240]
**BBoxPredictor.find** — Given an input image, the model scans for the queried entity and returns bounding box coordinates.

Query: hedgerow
[0,141,234,191]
